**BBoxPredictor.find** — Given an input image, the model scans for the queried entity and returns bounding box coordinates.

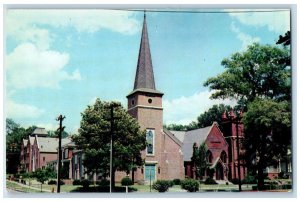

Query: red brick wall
[161,132,184,180]
[39,153,57,169]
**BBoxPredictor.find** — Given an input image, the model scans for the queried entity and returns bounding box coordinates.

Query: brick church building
[123,13,233,183]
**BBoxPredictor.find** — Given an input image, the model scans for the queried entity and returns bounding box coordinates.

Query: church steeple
[133,11,156,90]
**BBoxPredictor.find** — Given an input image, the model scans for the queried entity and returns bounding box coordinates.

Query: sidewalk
[6,180,52,193]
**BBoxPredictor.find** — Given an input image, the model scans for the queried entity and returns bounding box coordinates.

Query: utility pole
[56,115,65,193]
[107,103,120,193]
[235,113,242,192]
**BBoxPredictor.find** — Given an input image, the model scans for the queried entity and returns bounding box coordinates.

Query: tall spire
[133,11,156,90]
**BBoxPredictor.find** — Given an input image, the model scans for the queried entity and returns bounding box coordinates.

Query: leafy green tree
[204,43,291,106]
[203,43,291,189]
[197,104,232,128]
[33,169,48,184]
[72,98,146,189]
[191,142,208,180]
[242,99,291,190]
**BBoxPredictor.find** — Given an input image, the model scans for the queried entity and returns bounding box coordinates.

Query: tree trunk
[112,168,116,190]
[131,168,135,183]
[257,134,266,190]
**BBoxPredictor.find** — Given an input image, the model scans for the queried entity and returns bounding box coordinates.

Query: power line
[109,8,290,14]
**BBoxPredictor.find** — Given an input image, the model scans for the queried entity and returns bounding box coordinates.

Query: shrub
[152,180,171,192]
[181,179,199,192]
[242,174,256,184]
[48,180,57,185]
[204,178,218,185]
[230,178,240,185]
[59,180,65,185]
[173,179,181,185]
[96,179,110,187]
[121,177,133,186]
[73,179,81,185]
[81,179,91,190]
[168,180,174,187]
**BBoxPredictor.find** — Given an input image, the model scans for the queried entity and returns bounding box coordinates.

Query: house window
[146,129,155,155]
[131,99,135,106]
[148,98,152,104]
[43,157,46,162]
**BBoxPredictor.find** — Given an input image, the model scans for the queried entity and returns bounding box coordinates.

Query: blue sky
[5,8,290,133]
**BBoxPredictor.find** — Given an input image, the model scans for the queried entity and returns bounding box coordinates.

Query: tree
[191,142,208,180]
[204,43,291,106]
[166,104,231,131]
[197,104,232,128]
[242,99,291,189]
[203,43,291,189]
[72,98,146,189]
[33,167,56,184]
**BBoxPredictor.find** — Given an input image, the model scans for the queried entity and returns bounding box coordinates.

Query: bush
[242,174,256,184]
[204,178,218,185]
[48,180,57,185]
[73,179,81,185]
[168,180,174,187]
[230,178,240,185]
[173,179,181,185]
[96,179,110,187]
[121,177,133,186]
[181,179,199,192]
[152,180,171,192]
[59,180,65,185]
[81,179,91,190]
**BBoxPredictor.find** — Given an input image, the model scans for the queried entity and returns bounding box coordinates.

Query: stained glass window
[146,129,154,155]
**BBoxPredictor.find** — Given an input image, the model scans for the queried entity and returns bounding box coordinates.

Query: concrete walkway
[6,180,53,193]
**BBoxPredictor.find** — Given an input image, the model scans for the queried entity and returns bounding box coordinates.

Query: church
[122,13,231,183]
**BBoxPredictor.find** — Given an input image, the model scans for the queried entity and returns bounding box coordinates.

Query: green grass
[7,179,292,193]
[6,180,46,193]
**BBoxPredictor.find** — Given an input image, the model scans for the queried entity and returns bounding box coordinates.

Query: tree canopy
[72,98,146,187]
[242,98,291,188]
[203,41,291,189]
[166,104,232,131]
[204,43,291,106]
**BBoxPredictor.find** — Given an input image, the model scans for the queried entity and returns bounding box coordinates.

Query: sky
[4,8,291,134]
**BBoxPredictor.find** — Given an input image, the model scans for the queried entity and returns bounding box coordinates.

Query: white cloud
[6,9,139,45]
[231,22,260,51]
[6,43,81,89]
[163,91,237,125]
[6,99,45,119]
[227,9,290,33]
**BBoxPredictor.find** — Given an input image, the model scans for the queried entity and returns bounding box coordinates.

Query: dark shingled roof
[182,125,212,162]
[133,13,156,90]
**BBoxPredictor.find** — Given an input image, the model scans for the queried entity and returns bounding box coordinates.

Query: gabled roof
[163,128,183,147]
[29,136,35,146]
[169,130,186,143]
[37,137,59,153]
[133,13,156,91]
[23,139,28,147]
[182,125,212,162]
[31,127,47,137]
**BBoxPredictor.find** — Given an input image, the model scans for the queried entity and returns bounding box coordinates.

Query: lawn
[7,179,292,193]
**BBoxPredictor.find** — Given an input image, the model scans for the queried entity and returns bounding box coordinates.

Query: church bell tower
[127,12,164,182]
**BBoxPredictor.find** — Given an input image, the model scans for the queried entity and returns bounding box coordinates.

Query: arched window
[206,150,213,163]
[221,151,227,163]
